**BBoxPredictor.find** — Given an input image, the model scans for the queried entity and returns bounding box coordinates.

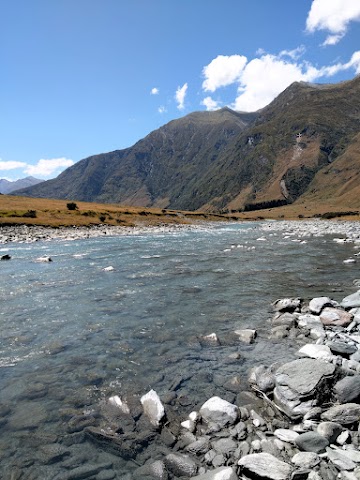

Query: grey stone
[327,341,357,356]
[326,447,356,471]
[274,429,299,443]
[272,312,298,327]
[273,298,302,312]
[234,329,257,344]
[212,454,226,467]
[295,431,329,453]
[341,291,360,309]
[321,403,360,425]
[211,438,237,456]
[238,452,292,480]
[164,453,198,477]
[334,375,360,403]
[192,467,238,480]
[309,297,334,314]
[297,343,333,361]
[317,422,342,443]
[291,452,320,468]
[186,437,211,456]
[134,460,168,480]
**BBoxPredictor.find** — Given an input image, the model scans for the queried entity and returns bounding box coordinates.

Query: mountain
[14,76,360,211]
[0,176,44,194]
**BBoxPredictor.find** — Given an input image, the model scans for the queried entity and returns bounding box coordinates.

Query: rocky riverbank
[71,288,360,480]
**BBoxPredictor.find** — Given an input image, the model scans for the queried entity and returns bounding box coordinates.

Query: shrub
[67,202,78,211]
[22,210,37,218]
[99,215,106,222]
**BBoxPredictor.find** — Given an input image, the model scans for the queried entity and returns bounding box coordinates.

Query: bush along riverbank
[81,289,360,480]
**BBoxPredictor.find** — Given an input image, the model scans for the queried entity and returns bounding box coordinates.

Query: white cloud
[151,87,159,95]
[202,54,247,92]
[175,83,188,110]
[201,96,221,111]
[201,49,360,113]
[25,158,74,178]
[306,0,360,45]
[158,105,167,113]
[0,160,27,171]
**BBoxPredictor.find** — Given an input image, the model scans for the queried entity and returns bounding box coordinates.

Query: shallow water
[0,222,358,477]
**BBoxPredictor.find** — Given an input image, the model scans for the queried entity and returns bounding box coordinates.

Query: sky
[1,0,360,181]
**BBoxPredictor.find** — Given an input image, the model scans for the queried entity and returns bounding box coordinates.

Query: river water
[0,221,359,478]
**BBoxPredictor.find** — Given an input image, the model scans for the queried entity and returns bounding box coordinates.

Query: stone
[274,429,299,443]
[200,333,221,346]
[192,467,238,480]
[164,453,197,477]
[186,438,211,456]
[134,460,168,480]
[334,375,360,403]
[295,432,329,453]
[326,447,356,471]
[341,291,360,309]
[291,452,320,468]
[273,298,302,312]
[321,403,360,425]
[327,341,357,356]
[336,430,350,445]
[36,256,53,262]
[211,438,237,456]
[140,389,165,427]
[272,312,298,327]
[297,344,333,361]
[234,329,257,344]
[108,395,130,414]
[320,307,353,327]
[1,254,11,260]
[309,297,334,314]
[199,397,238,428]
[238,452,292,480]
[317,422,343,443]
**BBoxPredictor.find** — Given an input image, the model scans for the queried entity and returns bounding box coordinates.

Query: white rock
[140,389,165,427]
[181,420,195,432]
[309,297,333,314]
[298,343,333,361]
[274,429,299,443]
[344,259,356,264]
[234,329,257,344]
[200,396,238,428]
[103,266,115,271]
[108,395,130,414]
[189,411,198,422]
[291,451,320,468]
[192,466,238,480]
[238,453,292,480]
[35,256,52,262]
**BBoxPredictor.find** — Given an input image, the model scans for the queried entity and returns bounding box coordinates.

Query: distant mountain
[0,176,44,194]
[14,76,360,211]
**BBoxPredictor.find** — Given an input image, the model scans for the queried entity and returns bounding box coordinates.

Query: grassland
[0,195,233,227]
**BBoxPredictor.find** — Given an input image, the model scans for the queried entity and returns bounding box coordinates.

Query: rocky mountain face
[14,76,360,211]
[0,176,43,194]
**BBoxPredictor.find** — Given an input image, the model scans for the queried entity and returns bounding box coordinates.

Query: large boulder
[321,403,360,425]
[320,307,353,327]
[333,375,360,403]
[309,297,334,314]
[274,358,335,419]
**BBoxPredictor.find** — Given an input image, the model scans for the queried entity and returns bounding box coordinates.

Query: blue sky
[1,0,360,181]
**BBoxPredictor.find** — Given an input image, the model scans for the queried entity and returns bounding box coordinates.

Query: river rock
[334,375,360,403]
[211,438,237,455]
[272,312,298,327]
[297,344,333,361]
[238,452,292,480]
[192,466,238,480]
[140,389,165,427]
[186,437,211,455]
[309,297,334,314]
[321,403,360,425]
[327,341,357,356]
[295,431,329,453]
[133,460,168,480]
[274,429,299,443]
[272,298,302,313]
[291,452,320,468]
[199,397,238,428]
[320,307,353,327]
[341,291,360,309]
[317,422,342,443]
[164,453,198,477]
[274,358,335,419]
[234,329,257,344]
[325,447,356,471]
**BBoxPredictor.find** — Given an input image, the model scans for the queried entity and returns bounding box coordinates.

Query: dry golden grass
[0,195,230,227]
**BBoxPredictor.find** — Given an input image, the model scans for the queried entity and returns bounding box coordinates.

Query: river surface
[0,221,359,478]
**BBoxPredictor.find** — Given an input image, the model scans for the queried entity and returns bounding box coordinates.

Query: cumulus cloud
[175,83,188,110]
[202,54,247,92]
[0,160,27,171]
[151,87,159,95]
[201,49,360,112]
[25,158,74,178]
[306,0,360,45]
[201,96,221,111]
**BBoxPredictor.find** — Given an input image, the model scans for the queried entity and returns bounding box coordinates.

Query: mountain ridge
[14,76,360,212]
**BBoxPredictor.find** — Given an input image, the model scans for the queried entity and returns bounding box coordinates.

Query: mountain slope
[0,176,43,194]
[14,76,360,211]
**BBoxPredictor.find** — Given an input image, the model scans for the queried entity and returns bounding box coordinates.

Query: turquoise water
[0,222,358,478]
